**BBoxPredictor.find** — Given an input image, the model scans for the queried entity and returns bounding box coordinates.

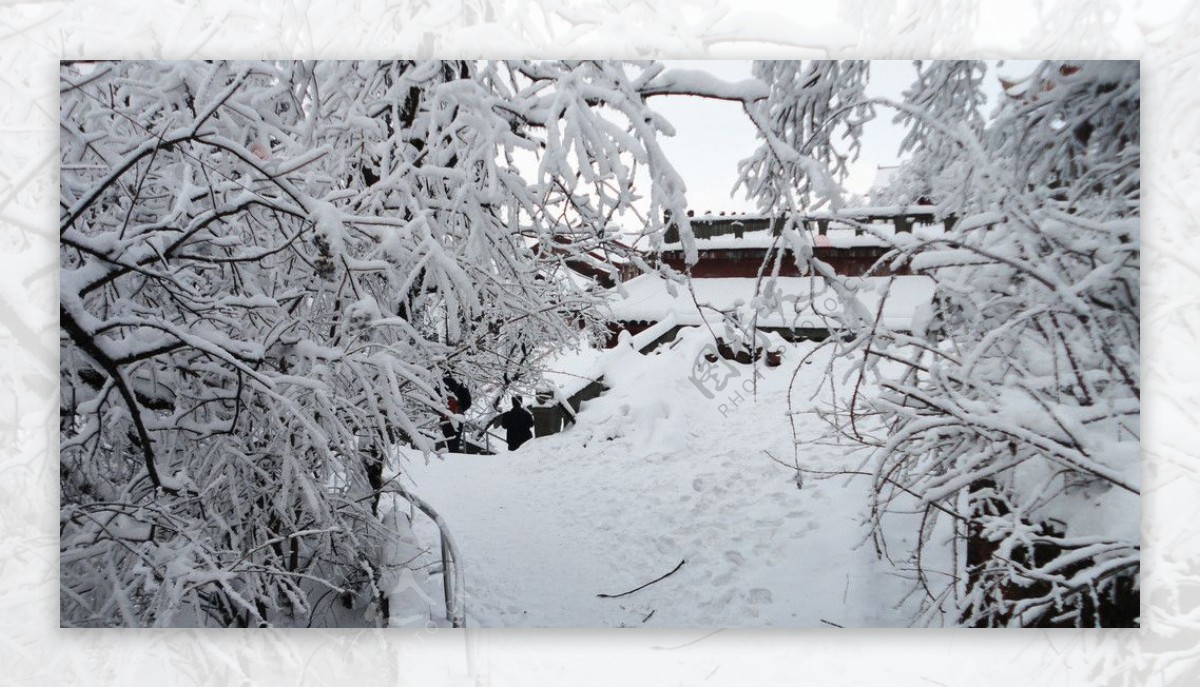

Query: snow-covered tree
[58,59,702,627]
[872,60,987,209]
[744,60,1140,627]
[738,60,873,217]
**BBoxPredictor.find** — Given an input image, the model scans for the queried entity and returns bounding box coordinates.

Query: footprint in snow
[748,588,773,604]
[724,551,745,566]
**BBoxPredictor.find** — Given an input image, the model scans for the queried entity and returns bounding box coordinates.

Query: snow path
[401,330,927,627]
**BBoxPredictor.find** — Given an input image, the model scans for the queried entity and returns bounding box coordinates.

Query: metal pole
[393,484,466,628]
[441,531,460,627]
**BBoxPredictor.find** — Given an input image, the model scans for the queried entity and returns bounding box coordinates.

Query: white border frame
[3,0,1195,684]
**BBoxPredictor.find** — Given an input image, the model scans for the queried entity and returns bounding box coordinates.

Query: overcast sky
[645,59,1041,216]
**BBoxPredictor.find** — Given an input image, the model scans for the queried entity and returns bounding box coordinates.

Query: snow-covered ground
[395,328,942,627]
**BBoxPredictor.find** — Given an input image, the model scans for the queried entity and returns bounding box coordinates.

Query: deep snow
[394,328,941,627]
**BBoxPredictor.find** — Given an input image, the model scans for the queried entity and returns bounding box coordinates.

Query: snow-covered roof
[678,205,939,224]
[806,204,939,219]
[659,222,947,252]
[606,273,935,332]
[682,212,773,223]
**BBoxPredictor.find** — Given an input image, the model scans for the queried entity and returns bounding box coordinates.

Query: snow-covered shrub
[742,60,1140,626]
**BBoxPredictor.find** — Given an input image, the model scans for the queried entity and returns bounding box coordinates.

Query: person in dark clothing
[444,376,472,413]
[440,375,472,453]
[499,396,534,451]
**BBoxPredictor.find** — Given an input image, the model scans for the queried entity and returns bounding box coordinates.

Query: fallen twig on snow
[820,618,844,628]
[597,559,686,599]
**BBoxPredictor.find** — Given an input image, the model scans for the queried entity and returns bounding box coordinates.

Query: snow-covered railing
[629,310,682,351]
[551,312,680,402]
[529,313,682,440]
[392,484,466,628]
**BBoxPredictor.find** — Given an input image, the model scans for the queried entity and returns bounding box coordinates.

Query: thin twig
[820,618,844,628]
[597,559,686,599]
